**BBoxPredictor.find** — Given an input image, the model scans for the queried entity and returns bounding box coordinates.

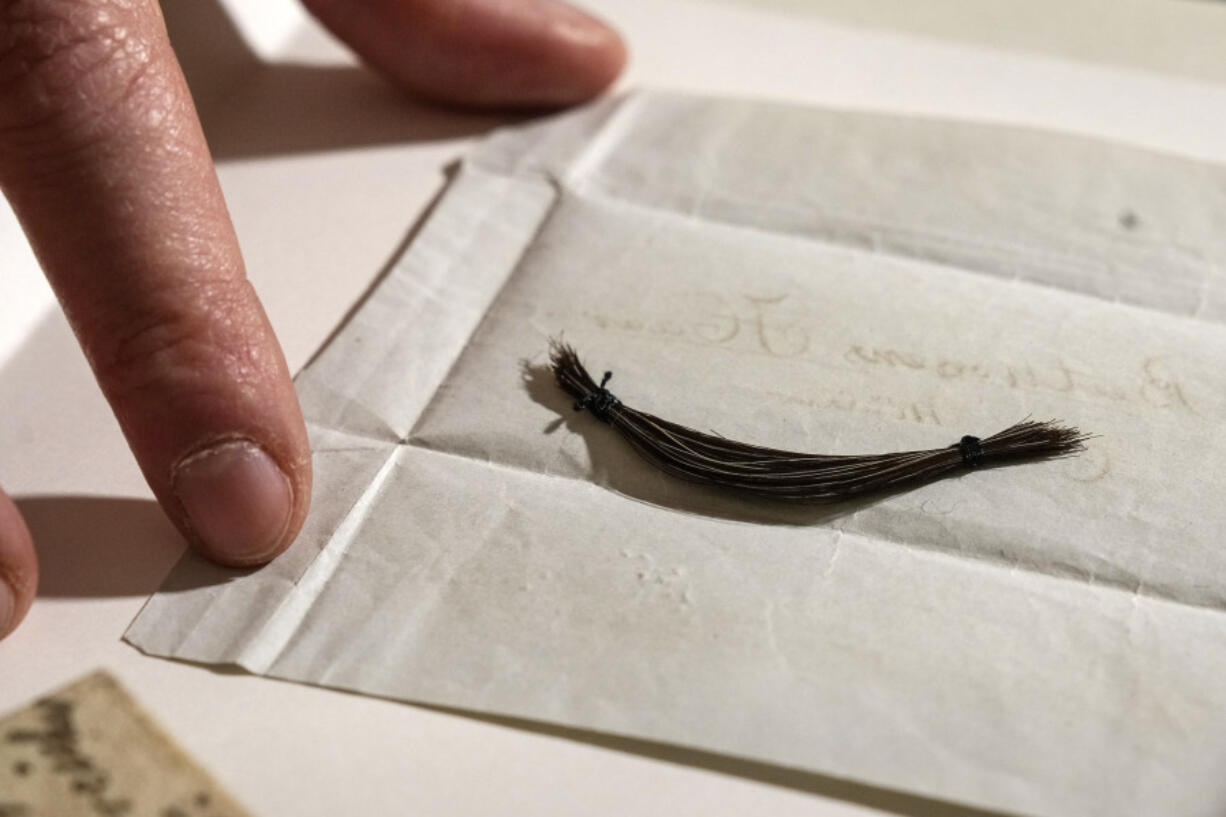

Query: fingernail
[0,579,14,638]
[173,440,293,565]
[542,0,619,47]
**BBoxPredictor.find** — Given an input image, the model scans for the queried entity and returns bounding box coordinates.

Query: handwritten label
[580,289,1207,418]
[0,672,251,817]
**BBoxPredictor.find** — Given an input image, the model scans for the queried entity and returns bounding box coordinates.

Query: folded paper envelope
[127,91,1226,817]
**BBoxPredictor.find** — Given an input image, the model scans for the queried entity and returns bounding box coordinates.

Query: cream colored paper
[127,92,1226,817]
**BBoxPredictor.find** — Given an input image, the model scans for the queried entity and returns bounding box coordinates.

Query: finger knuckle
[0,0,167,151]
[90,277,269,407]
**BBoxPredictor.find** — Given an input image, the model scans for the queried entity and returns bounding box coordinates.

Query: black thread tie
[958,435,984,467]
[574,371,621,421]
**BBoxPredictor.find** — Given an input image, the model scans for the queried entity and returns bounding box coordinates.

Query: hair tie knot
[574,370,621,421]
[958,435,984,467]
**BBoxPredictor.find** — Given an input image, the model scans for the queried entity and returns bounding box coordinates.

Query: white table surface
[3,2,1225,814]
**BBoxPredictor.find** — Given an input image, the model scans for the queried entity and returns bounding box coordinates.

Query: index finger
[0,0,312,565]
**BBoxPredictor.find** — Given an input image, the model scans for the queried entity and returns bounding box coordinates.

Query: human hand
[0,0,626,638]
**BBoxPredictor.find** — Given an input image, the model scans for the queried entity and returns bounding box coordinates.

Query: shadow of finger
[16,496,185,598]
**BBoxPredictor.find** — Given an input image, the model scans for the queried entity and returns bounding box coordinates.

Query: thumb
[0,487,36,639]
[0,0,311,566]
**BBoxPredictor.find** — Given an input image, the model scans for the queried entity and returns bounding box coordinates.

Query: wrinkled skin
[0,0,626,639]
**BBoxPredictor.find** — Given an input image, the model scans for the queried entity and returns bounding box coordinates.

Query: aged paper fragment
[0,671,252,817]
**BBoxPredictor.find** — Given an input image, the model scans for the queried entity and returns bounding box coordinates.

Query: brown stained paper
[126,92,1226,817]
[0,672,251,817]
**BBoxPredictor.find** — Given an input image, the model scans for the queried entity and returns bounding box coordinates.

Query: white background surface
[3,1,1226,814]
